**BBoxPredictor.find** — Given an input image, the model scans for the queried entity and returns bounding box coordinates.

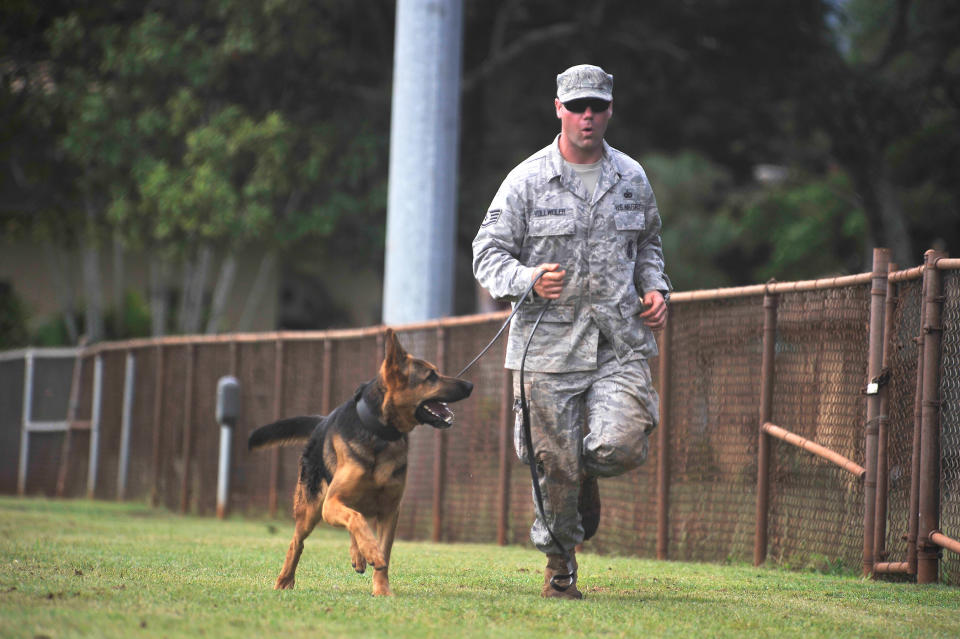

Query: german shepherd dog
[248,328,473,596]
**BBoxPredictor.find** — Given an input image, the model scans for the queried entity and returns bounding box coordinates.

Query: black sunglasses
[563,98,610,113]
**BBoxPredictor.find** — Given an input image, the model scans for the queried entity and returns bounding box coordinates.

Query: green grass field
[0,497,956,638]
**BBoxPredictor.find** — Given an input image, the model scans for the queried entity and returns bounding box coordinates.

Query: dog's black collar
[355,394,404,442]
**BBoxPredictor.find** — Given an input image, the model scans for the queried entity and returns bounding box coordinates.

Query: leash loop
[519,298,576,590]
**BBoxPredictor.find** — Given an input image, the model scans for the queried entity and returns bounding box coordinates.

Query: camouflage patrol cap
[556,64,613,102]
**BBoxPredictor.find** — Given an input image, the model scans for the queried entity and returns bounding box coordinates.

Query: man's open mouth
[416,400,455,429]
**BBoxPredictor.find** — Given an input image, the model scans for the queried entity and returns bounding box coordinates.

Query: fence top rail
[79,310,513,356]
[670,272,873,303]
[890,264,925,283]
[936,257,960,271]
[887,257,958,283]
[0,346,82,362]
[670,257,956,303]
[4,255,953,360]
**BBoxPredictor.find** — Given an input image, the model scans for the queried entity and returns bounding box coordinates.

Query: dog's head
[377,328,473,432]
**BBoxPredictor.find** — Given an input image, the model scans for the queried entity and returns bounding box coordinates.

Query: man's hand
[532,263,566,299]
[639,290,667,330]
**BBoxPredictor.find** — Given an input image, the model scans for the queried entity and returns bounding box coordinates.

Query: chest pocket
[529,216,575,237]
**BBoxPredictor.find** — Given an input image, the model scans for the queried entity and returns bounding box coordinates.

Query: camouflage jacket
[472,137,671,373]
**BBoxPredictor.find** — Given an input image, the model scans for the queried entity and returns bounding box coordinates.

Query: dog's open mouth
[416,400,455,429]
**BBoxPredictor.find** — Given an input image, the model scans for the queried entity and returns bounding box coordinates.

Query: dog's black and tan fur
[248,328,473,596]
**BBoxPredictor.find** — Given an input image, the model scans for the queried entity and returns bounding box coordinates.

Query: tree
[458,0,958,296]
[1,1,85,341]
[4,0,395,340]
[5,0,957,339]
[816,0,960,265]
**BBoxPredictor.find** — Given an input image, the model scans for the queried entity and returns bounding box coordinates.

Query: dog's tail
[248,416,321,451]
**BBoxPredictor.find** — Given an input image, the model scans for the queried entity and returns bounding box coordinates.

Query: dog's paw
[350,547,367,573]
[274,575,296,590]
[360,544,386,572]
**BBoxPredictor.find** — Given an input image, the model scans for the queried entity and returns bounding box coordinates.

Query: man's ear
[555,97,563,120]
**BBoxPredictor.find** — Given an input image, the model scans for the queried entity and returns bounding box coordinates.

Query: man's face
[555,97,613,161]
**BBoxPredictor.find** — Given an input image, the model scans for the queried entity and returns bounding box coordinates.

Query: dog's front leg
[321,495,387,581]
[371,510,400,596]
[349,533,367,573]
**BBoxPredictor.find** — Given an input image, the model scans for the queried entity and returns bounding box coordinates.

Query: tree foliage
[457,0,957,297]
[2,0,395,339]
[2,0,957,339]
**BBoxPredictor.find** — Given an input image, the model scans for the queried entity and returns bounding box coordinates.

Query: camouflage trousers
[512,342,659,555]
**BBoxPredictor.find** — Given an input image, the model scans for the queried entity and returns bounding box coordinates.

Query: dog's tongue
[424,401,453,422]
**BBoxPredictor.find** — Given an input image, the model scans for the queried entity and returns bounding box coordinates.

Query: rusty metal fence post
[906,268,929,575]
[863,248,890,576]
[873,262,905,573]
[754,284,778,566]
[150,344,165,507]
[179,344,195,512]
[269,339,284,518]
[917,249,947,584]
[432,325,448,543]
[497,337,512,546]
[56,342,88,498]
[657,314,673,560]
[321,339,333,414]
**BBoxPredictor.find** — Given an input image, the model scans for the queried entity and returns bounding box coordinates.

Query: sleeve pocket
[614,211,645,232]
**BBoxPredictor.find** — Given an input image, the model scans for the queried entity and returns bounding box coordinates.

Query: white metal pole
[215,375,240,519]
[117,351,136,500]
[87,355,104,499]
[383,0,464,324]
[216,425,232,519]
[17,350,35,496]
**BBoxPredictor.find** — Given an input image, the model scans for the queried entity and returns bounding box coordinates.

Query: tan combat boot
[541,552,582,599]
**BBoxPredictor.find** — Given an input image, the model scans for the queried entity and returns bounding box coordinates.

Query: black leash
[454,272,541,378]
[518,301,576,591]
[457,271,576,591]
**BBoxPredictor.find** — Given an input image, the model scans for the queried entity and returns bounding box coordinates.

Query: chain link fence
[1,256,958,584]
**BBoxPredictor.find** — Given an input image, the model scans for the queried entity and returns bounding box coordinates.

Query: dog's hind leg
[275,486,321,590]
[372,510,400,596]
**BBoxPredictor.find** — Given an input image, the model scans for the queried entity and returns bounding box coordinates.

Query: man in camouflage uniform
[472,64,671,599]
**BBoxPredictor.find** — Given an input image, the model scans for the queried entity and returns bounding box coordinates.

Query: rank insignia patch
[481,209,502,227]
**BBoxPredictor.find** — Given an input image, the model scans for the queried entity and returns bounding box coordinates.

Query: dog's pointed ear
[382,328,408,383]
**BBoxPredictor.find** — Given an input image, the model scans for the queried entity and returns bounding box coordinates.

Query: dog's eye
[427,370,438,383]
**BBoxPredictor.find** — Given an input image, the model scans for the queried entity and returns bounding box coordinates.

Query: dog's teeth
[420,401,453,425]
